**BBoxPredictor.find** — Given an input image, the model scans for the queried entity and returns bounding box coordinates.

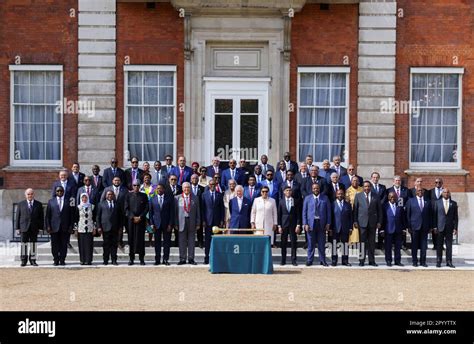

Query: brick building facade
[0,0,472,242]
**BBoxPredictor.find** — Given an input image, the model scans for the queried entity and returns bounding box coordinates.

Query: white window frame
[123,65,177,167]
[297,66,350,166]
[9,64,63,167]
[409,67,463,170]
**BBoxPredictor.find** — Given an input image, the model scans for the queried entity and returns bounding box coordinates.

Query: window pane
[159,87,173,105]
[128,72,141,86]
[426,145,442,162]
[412,74,427,88]
[159,72,173,86]
[428,74,443,88]
[315,74,330,87]
[240,99,258,114]
[14,85,29,103]
[240,115,258,150]
[128,87,142,104]
[144,107,159,124]
[215,115,232,155]
[144,87,158,105]
[444,89,458,106]
[159,107,173,125]
[300,89,314,106]
[442,145,457,162]
[159,125,173,143]
[128,107,141,124]
[444,74,458,88]
[144,72,158,86]
[427,89,442,106]
[332,74,346,87]
[300,74,314,87]
[215,99,232,113]
[315,89,330,106]
[299,108,314,125]
[144,124,158,143]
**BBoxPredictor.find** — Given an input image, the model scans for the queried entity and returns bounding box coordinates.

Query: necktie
[334,184,338,192]
[444,200,449,215]
[216,184,220,193]
[28,201,33,213]
[61,181,66,190]
[238,198,242,212]
[268,182,272,194]
[193,186,197,195]
[211,192,215,203]
[109,201,113,209]
[418,198,423,211]
[132,170,136,183]
[396,188,400,197]
[303,173,306,178]
[112,168,116,176]
[374,184,378,193]
[114,187,119,198]
[215,166,218,174]
[263,165,267,175]
[172,186,176,195]
[339,201,343,211]
[392,204,396,216]
[366,193,370,205]
[95,176,98,186]
[159,196,163,207]
[250,187,253,199]
[315,197,319,216]
[437,188,441,199]
[58,198,62,211]
[231,169,235,179]
[185,197,189,212]
[86,187,90,197]
[179,169,184,184]
[287,199,291,213]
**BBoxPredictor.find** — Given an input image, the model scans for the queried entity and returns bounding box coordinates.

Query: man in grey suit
[433,188,458,268]
[151,160,168,186]
[174,182,201,265]
[353,181,383,266]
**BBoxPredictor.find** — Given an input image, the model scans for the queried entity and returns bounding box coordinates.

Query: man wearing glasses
[125,156,144,190]
[340,164,363,190]
[103,158,125,188]
[164,154,175,174]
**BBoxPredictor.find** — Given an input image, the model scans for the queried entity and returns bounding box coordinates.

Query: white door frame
[204,78,270,163]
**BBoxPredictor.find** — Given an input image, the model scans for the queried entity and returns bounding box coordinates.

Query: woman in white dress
[251,186,278,244]
[198,166,212,188]
[223,179,237,227]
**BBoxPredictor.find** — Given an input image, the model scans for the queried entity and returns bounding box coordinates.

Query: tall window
[298,67,349,163]
[410,68,463,168]
[10,65,62,166]
[125,65,176,162]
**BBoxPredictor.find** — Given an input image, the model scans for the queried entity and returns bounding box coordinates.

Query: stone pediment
[170,0,307,15]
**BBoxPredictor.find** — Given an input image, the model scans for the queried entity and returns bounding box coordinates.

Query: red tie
[216,184,220,193]
[87,187,90,197]
[250,187,253,198]
[179,169,184,184]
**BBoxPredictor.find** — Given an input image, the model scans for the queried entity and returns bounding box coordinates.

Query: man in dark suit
[370,171,387,249]
[149,184,175,266]
[16,188,44,266]
[330,155,347,177]
[275,160,288,185]
[76,176,99,206]
[252,164,266,187]
[294,162,309,188]
[243,176,261,206]
[279,170,302,201]
[303,183,331,266]
[125,156,144,190]
[331,189,353,266]
[170,156,193,186]
[406,187,432,267]
[260,170,280,204]
[45,186,74,266]
[69,162,86,189]
[228,186,251,230]
[165,174,183,198]
[259,154,274,176]
[353,181,383,266]
[90,164,104,196]
[164,154,175,174]
[206,156,221,178]
[429,178,444,250]
[125,180,149,265]
[102,158,126,188]
[190,174,205,248]
[433,188,458,268]
[151,160,168,186]
[278,186,301,266]
[305,165,327,197]
[387,175,409,208]
[101,176,128,248]
[382,192,407,266]
[201,179,225,264]
[408,177,430,200]
[340,164,363,190]
[51,170,77,203]
[238,159,251,186]
[221,159,244,188]
[326,172,345,203]
[96,190,123,265]
[283,151,298,175]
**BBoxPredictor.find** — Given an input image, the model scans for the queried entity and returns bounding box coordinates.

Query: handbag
[349,226,359,244]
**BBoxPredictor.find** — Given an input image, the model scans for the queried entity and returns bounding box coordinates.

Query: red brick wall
[116,2,184,165]
[0,0,78,189]
[396,0,474,192]
[290,4,359,165]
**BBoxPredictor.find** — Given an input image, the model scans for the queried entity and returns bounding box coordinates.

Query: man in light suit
[201,179,225,264]
[228,185,251,230]
[244,175,261,206]
[45,186,74,266]
[149,184,174,266]
[151,160,168,186]
[406,187,432,267]
[101,176,128,248]
[303,183,331,266]
[102,158,125,188]
[433,188,458,268]
[221,159,243,188]
[16,188,44,266]
[382,192,406,267]
[174,182,200,265]
[331,189,353,266]
[76,176,99,206]
[278,186,301,266]
[259,154,274,176]
[340,165,363,190]
[353,181,383,266]
[96,190,123,265]
[170,156,193,186]
[429,178,444,250]
[283,151,299,175]
[330,155,347,177]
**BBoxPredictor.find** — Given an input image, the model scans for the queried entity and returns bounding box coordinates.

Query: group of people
[16,153,459,268]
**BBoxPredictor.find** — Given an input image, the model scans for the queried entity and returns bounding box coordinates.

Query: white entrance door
[204,79,269,163]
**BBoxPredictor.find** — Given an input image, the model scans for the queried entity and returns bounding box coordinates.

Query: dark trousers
[331,231,349,265]
[384,231,403,264]
[197,224,204,244]
[436,229,453,264]
[411,229,428,264]
[102,230,118,262]
[377,228,385,249]
[50,230,69,263]
[20,230,38,262]
[118,215,127,246]
[281,227,297,263]
[154,226,171,262]
[78,232,93,264]
[128,220,146,261]
[306,220,326,264]
[359,225,376,264]
[431,231,438,249]
[204,225,214,262]
[179,217,196,262]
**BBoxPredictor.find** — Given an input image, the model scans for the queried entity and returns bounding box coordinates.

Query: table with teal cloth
[209,235,273,274]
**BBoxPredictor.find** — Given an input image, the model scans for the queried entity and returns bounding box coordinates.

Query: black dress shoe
[188,260,197,265]
[359,262,365,267]
[395,262,404,267]
[386,262,392,267]
[198,241,204,249]
[447,263,455,268]
[128,260,134,266]
[320,262,329,267]
[369,262,378,267]
[177,261,186,265]
[412,263,418,267]
[342,262,352,267]
[30,260,38,266]
[303,243,308,250]
[204,259,209,265]
[103,261,109,266]
[280,262,286,266]
[421,263,428,267]
[140,261,146,266]
[112,261,118,266]
[86,262,92,265]
[154,261,161,266]
[436,263,441,268]
[163,260,170,266]
[80,262,85,265]
[20,261,27,267]
[331,262,337,267]
[60,261,66,266]
[292,261,298,266]
[53,261,59,266]
[305,261,312,266]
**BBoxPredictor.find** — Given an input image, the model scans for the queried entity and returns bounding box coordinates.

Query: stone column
[78,0,116,172]
[357,1,397,185]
